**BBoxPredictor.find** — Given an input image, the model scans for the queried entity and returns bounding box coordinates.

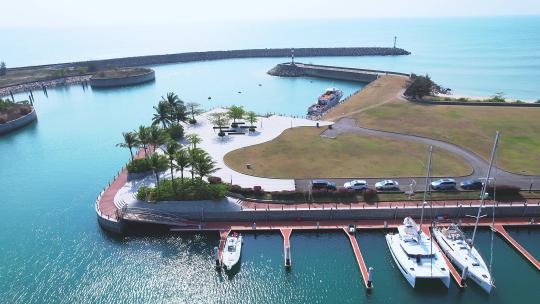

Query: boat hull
[432,228,493,293]
[386,233,450,288]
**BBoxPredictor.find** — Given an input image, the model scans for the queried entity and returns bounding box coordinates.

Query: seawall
[0,108,37,135]
[10,47,410,71]
[90,69,155,88]
[268,62,410,83]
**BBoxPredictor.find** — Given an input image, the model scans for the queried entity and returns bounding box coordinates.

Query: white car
[344,180,368,191]
[375,180,399,191]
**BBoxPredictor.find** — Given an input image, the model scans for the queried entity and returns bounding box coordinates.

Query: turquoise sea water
[1,16,540,303]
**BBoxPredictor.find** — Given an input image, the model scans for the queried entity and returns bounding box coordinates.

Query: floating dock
[343,228,372,289]
[280,228,292,268]
[493,224,540,271]
[421,226,465,288]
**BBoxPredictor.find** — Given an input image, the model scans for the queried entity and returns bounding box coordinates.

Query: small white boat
[222,233,242,270]
[432,224,493,293]
[386,217,451,288]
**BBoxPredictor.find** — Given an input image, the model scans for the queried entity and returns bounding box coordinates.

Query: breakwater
[90,69,155,88]
[10,47,410,71]
[268,62,409,83]
[0,107,37,135]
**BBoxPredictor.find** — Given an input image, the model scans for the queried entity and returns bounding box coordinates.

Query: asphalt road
[295,118,540,191]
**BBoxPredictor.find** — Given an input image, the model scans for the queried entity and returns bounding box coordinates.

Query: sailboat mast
[470,131,500,252]
[419,146,433,237]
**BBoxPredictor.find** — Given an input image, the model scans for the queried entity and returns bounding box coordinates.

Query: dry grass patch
[323,75,407,121]
[224,126,471,179]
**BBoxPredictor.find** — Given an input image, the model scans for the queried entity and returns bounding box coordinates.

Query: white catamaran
[222,233,243,270]
[432,131,499,293]
[386,147,451,288]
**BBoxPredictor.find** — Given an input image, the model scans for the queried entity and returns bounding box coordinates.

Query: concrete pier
[343,228,372,289]
[493,224,540,271]
[280,228,292,268]
[268,62,409,83]
[421,226,465,288]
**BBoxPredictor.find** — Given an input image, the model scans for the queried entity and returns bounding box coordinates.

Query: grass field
[353,99,540,174]
[224,126,471,178]
[323,75,407,121]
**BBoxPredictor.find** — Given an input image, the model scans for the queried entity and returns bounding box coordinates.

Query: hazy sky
[2,0,540,28]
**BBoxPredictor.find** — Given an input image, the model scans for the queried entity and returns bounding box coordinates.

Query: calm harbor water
[1,16,540,303]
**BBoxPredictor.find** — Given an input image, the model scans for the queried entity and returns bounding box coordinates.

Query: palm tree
[161,92,180,107]
[245,111,258,132]
[147,153,167,198]
[137,125,151,156]
[174,148,190,181]
[152,100,172,128]
[148,125,169,152]
[186,133,202,149]
[186,102,203,123]
[191,150,219,180]
[116,131,138,160]
[227,105,245,126]
[164,141,180,184]
[161,92,188,125]
[187,147,204,179]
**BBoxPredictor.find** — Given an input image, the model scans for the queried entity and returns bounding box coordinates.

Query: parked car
[431,179,457,190]
[460,179,484,190]
[375,180,400,191]
[311,180,337,191]
[343,180,368,191]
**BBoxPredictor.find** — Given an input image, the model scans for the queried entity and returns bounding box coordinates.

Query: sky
[2,0,540,28]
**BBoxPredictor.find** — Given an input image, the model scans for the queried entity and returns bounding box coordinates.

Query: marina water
[1,16,540,303]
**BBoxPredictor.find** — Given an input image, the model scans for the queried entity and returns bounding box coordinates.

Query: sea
[0,16,539,303]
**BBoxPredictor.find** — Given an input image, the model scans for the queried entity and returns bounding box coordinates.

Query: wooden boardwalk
[493,224,540,271]
[421,226,465,288]
[280,228,292,267]
[343,228,372,289]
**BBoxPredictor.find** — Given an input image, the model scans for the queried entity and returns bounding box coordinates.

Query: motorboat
[222,232,242,270]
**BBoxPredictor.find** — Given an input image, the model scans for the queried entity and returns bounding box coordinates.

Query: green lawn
[354,100,540,174]
[224,127,471,178]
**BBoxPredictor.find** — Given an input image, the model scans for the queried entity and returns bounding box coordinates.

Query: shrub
[486,184,520,196]
[189,118,197,124]
[253,186,263,194]
[166,123,184,140]
[363,188,378,202]
[218,131,225,137]
[208,176,222,184]
[142,179,228,201]
[535,99,540,104]
[0,61,6,76]
[19,106,31,115]
[229,184,242,192]
[126,155,168,173]
[458,97,469,102]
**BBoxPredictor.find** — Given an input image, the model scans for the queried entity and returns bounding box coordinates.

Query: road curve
[295,118,540,191]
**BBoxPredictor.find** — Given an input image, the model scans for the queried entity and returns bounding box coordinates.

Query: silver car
[375,180,399,191]
[431,179,457,190]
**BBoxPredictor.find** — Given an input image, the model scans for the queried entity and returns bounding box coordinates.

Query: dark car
[311,180,337,191]
[460,179,484,190]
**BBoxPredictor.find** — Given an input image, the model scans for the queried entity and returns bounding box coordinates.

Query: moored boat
[222,232,243,270]
[307,87,343,117]
[386,146,450,288]
[432,224,493,292]
[386,217,451,288]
